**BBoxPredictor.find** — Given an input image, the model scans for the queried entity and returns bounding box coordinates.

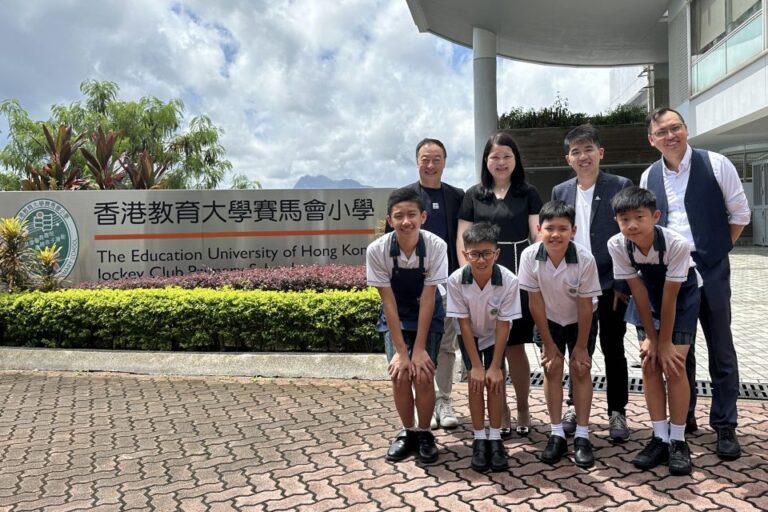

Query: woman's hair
[479,130,528,201]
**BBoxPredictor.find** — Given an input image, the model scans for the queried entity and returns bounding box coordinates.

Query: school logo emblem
[17,199,79,277]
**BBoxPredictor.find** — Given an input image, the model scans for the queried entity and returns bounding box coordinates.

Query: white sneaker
[435,398,459,429]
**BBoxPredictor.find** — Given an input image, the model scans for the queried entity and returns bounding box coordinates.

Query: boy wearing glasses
[641,107,750,460]
[517,200,601,467]
[446,222,521,472]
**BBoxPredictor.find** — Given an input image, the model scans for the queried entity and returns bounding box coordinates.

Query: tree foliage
[498,95,648,129]
[0,80,232,189]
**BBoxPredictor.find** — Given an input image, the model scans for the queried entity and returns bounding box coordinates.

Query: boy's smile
[615,207,661,250]
[538,217,576,259]
[386,201,426,240]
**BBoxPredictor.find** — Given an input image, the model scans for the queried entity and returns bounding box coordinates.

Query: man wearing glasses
[641,107,751,461]
[390,139,465,429]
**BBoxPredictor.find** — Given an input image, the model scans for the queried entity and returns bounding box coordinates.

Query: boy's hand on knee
[540,343,563,373]
[388,352,411,381]
[485,367,504,394]
[469,367,486,394]
[570,346,592,376]
[658,343,685,377]
[410,349,435,384]
[639,338,657,370]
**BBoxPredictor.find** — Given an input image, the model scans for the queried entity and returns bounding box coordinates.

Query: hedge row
[76,265,367,292]
[0,288,382,353]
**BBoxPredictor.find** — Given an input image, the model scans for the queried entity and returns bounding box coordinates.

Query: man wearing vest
[390,139,465,429]
[641,107,751,460]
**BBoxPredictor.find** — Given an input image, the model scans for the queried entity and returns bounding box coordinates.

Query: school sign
[0,189,392,285]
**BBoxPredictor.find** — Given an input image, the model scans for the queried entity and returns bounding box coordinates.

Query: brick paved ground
[1,372,766,512]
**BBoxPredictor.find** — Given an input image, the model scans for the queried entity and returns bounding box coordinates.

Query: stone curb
[0,346,389,380]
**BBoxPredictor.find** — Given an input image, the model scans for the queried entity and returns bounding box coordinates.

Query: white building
[406,0,768,243]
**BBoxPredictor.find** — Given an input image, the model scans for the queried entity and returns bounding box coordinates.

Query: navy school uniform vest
[375,233,445,334]
[646,148,731,268]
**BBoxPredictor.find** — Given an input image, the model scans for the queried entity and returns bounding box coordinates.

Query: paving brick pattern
[1,372,767,511]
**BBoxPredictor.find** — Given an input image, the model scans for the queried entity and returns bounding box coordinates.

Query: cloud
[0,0,616,190]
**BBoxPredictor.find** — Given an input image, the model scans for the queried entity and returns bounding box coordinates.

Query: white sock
[574,425,589,440]
[669,422,686,442]
[474,429,488,440]
[488,428,501,440]
[551,423,565,439]
[652,420,670,443]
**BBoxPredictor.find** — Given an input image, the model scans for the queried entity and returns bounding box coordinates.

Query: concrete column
[473,27,498,180]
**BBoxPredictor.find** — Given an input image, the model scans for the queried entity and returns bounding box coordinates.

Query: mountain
[293,174,371,189]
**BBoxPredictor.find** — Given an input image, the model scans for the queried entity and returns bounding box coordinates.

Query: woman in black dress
[457,130,543,436]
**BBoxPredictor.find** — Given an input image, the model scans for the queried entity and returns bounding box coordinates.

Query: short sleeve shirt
[607,226,702,286]
[458,184,543,271]
[517,241,601,326]
[446,264,522,350]
[366,230,448,288]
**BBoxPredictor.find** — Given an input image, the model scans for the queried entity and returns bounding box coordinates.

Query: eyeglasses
[651,123,685,139]
[466,250,497,261]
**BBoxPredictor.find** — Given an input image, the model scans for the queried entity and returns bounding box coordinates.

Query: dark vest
[646,148,731,268]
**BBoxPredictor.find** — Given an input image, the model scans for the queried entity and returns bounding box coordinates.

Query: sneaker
[715,426,741,460]
[471,439,490,472]
[632,436,669,470]
[562,405,577,436]
[417,430,439,463]
[573,437,595,468]
[668,439,693,475]
[540,435,568,465]
[434,398,459,429]
[608,411,630,443]
[386,430,418,461]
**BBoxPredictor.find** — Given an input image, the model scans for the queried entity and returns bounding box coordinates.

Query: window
[691,0,763,93]
[693,0,761,55]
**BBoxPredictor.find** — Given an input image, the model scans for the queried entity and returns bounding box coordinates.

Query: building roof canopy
[407,0,670,66]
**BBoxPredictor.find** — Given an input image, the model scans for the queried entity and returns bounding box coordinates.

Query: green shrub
[0,287,383,353]
[499,96,647,129]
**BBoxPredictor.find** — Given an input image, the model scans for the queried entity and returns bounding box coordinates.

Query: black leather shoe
[418,430,439,463]
[715,426,742,460]
[573,437,594,468]
[471,439,489,471]
[668,439,693,476]
[489,440,509,472]
[386,430,417,461]
[632,436,669,470]
[685,412,698,434]
[540,435,567,464]
[500,428,513,439]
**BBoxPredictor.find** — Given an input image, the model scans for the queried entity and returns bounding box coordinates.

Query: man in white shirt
[641,107,751,460]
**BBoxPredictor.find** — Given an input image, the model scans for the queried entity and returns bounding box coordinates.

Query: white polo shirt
[446,264,522,351]
[366,230,448,288]
[607,226,702,286]
[517,241,601,326]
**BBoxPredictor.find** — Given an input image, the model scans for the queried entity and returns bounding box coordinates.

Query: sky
[0,0,621,190]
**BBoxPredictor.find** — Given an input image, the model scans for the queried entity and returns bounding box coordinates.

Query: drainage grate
[526,372,768,400]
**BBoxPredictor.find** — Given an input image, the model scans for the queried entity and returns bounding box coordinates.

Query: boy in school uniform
[517,200,602,468]
[608,186,701,476]
[446,222,522,472]
[366,187,448,463]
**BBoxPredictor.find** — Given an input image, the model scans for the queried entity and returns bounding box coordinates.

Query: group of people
[365,107,750,476]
